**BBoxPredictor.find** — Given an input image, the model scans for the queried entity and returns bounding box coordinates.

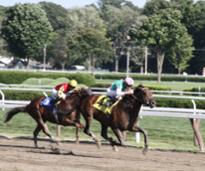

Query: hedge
[2,91,44,100]
[186,87,205,92]
[94,73,205,82]
[0,70,95,86]
[156,98,205,109]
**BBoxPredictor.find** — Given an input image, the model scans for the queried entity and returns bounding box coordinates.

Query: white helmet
[124,77,134,86]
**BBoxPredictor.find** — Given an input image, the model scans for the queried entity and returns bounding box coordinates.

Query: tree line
[0,0,205,82]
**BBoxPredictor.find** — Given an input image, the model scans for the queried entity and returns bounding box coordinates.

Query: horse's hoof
[113,145,118,152]
[142,147,148,155]
[56,141,61,146]
[55,137,61,145]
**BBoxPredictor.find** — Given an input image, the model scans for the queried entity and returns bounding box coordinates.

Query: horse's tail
[4,106,26,123]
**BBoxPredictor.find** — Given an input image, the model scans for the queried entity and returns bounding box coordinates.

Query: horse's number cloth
[40,97,55,111]
[93,95,118,114]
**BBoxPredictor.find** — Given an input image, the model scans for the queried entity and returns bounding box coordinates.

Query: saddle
[93,95,118,114]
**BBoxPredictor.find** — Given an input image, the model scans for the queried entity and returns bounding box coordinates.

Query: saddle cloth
[93,95,118,114]
[40,96,55,111]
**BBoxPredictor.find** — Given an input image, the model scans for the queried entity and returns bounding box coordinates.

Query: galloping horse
[4,88,90,147]
[65,85,155,153]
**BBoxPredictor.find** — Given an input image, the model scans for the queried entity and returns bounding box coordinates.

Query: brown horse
[4,89,90,147]
[65,85,155,153]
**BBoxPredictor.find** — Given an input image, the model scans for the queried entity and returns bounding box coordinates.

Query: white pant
[107,88,117,98]
[51,88,58,99]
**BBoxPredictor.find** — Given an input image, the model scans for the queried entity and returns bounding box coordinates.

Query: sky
[0,0,146,8]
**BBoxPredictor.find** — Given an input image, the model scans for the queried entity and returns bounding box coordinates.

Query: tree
[67,27,113,71]
[39,2,69,31]
[143,0,170,16]
[1,3,53,63]
[99,0,142,71]
[0,5,9,56]
[132,9,193,82]
[47,31,68,69]
[184,1,205,74]
[170,0,195,32]
[168,0,205,74]
[39,2,70,69]
[168,32,193,74]
[66,6,113,70]
[67,5,106,32]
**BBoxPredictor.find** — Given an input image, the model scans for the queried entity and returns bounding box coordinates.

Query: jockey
[51,79,78,101]
[107,77,134,100]
[51,79,77,123]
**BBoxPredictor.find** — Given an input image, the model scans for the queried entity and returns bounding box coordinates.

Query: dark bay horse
[4,88,90,147]
[66,85,155,153]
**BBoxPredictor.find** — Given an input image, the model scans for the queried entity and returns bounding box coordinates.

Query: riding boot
[54,97,61,105]
[105,97,116,107]
[52,108,59,124]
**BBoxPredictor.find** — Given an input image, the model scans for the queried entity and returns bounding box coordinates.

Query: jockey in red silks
[51,79,78,101]
[51,79,78,122]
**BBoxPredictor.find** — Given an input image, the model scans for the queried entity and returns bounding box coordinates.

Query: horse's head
[133,85,156,108]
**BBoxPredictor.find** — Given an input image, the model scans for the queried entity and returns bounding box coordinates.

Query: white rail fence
[0,84,205,151]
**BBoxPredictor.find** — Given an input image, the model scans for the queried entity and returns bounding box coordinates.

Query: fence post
[0,90,5,111]
[190,99,204,152]
[136,108,143,143]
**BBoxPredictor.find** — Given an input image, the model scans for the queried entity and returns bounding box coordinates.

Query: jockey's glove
[126,89,134,94]
[58,91,66,100]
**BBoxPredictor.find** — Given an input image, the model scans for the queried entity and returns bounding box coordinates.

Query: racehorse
[4,88,90,147]
[65,85,155,153]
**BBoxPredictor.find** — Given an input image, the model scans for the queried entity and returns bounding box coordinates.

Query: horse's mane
[120,94,137,109]
[120,85,145,109]
[74,87,92,98]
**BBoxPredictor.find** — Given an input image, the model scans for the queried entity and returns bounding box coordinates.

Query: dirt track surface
[0,138,205,171]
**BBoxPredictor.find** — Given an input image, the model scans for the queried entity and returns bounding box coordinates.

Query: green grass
[1,110,204,152]
[96,79,205,91]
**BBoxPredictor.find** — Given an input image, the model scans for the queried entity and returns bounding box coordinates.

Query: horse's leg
[101,124,119,146]
[75,127,79,144]
[63,117,84,128]
[33,124,41,148]
[131,126,148,154]
[36,117,55,142]
[83,115,101,148]
[75,111,81,144]
[111,128,126,146]
[60,117,83,143]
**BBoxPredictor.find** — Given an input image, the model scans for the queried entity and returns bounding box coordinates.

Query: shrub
[2,90,45,100]
[156,98,205,109]
[94,73,205,82]
[0,71,95,86]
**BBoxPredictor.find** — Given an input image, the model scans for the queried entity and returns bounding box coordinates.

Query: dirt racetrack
[0,137,205,171]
